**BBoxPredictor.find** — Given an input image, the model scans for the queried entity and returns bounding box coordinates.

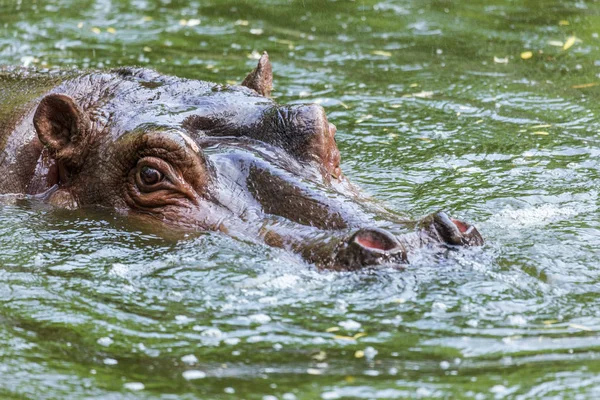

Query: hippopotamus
[0,53,482,270]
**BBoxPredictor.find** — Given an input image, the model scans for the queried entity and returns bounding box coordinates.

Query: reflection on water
[2,0,600,398]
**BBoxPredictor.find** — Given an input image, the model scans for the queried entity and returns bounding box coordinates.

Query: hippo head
[30,53,482,270]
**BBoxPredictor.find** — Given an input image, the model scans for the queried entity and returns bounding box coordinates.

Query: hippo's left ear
[33,93,92,170]
[242,51,273,97]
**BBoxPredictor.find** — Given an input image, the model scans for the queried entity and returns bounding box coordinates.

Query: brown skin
[0,54,483,270]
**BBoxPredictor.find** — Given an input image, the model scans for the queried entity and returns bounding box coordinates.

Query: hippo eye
[139,166,164,186]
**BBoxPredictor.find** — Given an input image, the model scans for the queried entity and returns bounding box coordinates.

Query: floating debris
[572,82,597,89]
[520,51,533,60]
[569,323,592,331]
[107,27,116,34]
[354,350,365,358]
[372,50,392,57]
[563,36,577,50]
[494,56,509,64]
[325,327,340,333]
[548,40,564,47]
[531,131,549,135]
[559,20,570,26]
[91,27,101,34]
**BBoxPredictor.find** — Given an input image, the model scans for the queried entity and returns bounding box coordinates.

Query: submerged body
[0,54,482,270]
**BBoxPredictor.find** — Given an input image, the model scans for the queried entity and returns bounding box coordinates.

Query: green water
[2,0,600,398]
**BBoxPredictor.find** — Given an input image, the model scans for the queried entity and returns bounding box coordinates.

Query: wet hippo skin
[0,53,483,270]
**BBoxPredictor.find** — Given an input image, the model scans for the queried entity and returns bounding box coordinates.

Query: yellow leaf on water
[548,40,564,47]
[334,335,355,341]
[143,46,152,52]
[142,16,153,22]
[531,124,552,128]
[312,351,327,361]
[326,327,340,333]
[106,27,116,34]
[353,332,367,340]
[410,83,419,88]
[543,320,558,325]
[390,104,402,108]
[572,82,598,89]
[493,56,509,64]
[520,51,533,60]
[91,27,101,34]
[559,20,570,26]
[569,323,592,331]
[563,36,577,50]
[475,119,484,124]
[354,350,365,358]
[372,50,392,57]
[532,131,549,136]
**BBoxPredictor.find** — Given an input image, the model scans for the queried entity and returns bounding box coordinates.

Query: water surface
[1,0,600,398]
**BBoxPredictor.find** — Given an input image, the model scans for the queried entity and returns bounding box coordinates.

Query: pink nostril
[353,229,399,252]
[451,218,469,233]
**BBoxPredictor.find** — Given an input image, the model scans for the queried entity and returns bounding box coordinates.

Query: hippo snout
[334,228,408,270]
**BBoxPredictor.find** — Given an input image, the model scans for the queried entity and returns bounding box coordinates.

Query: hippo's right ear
[33,94,92,169]
[242,51,273,97]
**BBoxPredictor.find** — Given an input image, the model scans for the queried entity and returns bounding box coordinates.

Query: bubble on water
[225,387,235,394]
[97,337,113,347]
[322,391,341,400]
[182,370,206,380]
[440,360,450,370]
[109,263,129,278]
[124,382,144,391]
[249,313,272,324]
[466,319,479,327]
[103,358,118,365]
[201,328,223,337]
[363,346,378,361]
[339,319,361,331]
[224,338,241,346]
[490,385,507,394]
[175,315,192,323]
[507,315,527,326]
[181,354,198,364]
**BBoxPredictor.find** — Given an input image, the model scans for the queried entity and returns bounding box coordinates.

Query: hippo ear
[241,51,273,97]
[33,94,91,169]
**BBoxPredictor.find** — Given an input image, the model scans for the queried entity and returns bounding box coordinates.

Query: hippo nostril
[353,228,399,252]
[333,228,407,270]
